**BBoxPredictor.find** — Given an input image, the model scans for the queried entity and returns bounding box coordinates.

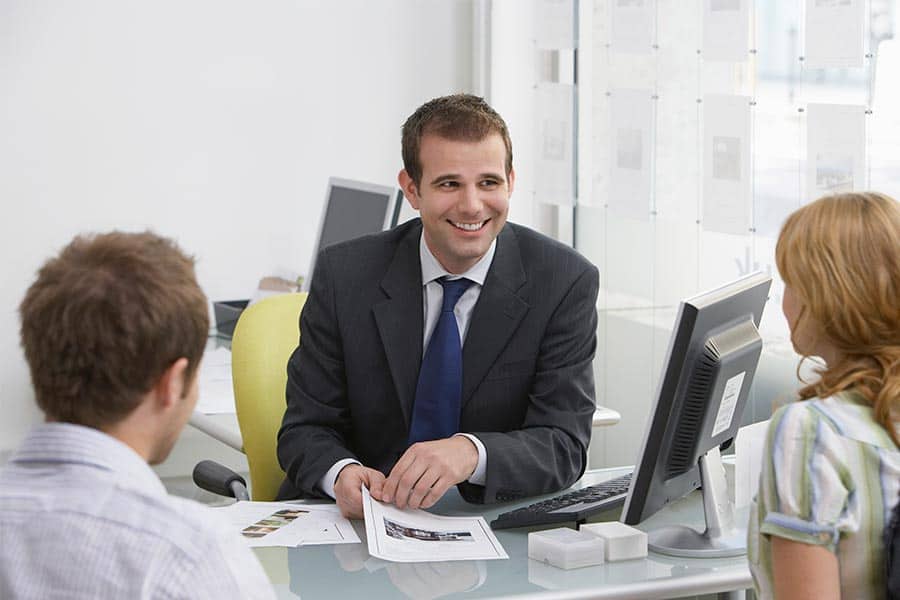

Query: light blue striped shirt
[0,423,275,599]
[749,392,900,599]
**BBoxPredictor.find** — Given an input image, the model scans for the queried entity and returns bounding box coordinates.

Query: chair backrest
[230,292,307,501]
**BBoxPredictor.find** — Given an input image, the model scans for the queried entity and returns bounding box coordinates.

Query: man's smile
[449,220,488,232]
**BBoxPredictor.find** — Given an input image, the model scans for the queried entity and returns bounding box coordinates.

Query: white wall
[0,0,474,471]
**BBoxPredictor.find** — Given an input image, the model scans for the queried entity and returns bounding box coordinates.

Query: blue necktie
[408,277,474,445]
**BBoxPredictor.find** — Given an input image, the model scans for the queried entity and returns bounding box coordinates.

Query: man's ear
[398,169,420,211]
[507,167,516,195]
[153,357,189,410]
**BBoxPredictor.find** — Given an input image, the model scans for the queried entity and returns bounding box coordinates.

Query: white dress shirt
[320,234,496,498]
[0,423,274,600]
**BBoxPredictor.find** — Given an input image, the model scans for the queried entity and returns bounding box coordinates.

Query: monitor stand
[647,447,747,558]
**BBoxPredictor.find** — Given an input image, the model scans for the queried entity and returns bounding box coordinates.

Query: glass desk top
[252,468,752,600]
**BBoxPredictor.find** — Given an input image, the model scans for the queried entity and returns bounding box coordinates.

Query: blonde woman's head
[775,191,900,443]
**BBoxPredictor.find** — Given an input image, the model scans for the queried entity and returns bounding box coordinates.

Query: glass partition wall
[577,0,899,467]
[487,0,898,468]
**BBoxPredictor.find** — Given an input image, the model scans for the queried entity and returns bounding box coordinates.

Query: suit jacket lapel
[462,225,529,407]
[372,223,424,428]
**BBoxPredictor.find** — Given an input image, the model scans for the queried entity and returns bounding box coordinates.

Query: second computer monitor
[304,177,402,291]
[620,271,772,557]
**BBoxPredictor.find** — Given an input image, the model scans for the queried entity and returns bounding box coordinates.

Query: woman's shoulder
[770,392,895,450]
[770,396,832,429]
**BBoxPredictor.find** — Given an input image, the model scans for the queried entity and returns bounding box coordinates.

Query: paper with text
[361,487,508,563]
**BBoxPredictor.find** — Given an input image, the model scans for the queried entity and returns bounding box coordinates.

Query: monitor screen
[620,271,771,558]
[305,177,400,290]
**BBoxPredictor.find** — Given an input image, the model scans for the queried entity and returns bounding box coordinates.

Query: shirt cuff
[455,433,487,486]
[320,458,361,499]
[760,512,840,550]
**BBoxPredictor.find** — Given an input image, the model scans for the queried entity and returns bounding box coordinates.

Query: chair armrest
[192,459,250,501]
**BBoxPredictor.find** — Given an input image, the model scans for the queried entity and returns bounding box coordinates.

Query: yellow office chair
[189,294,304,587]
[230,292,307,501]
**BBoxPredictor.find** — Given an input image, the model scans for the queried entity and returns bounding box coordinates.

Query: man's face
[400,133,514,274]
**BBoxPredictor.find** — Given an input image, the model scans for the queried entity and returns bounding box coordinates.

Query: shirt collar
[10,422,168,497]
[419,233,496,287]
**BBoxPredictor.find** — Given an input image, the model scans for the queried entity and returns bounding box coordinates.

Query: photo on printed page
[383,518,475,542]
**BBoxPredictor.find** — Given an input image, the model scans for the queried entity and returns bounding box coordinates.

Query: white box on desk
[528,527,606,570]
[580,521,647,561]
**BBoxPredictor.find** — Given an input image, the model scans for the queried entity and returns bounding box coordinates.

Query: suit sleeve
[459,264,599,504]
[276,249,357,498]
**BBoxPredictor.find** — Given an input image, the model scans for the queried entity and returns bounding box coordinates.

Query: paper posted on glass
[611,0,656,54]
[217,501,360,548]
[534,83,575,206]
[703,0,751,63]
[361,487,508,563]
[806,103,866,199]
[609,88,654,221]
[804,0,865,69]
[702,94,752,235]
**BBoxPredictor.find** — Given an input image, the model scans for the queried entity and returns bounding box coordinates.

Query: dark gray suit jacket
[276,219,599,504]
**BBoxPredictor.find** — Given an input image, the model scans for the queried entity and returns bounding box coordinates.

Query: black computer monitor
[620,271,771,558]
[304,177,401,291]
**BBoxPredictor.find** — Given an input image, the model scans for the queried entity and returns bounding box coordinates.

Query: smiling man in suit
[277,94,599,518]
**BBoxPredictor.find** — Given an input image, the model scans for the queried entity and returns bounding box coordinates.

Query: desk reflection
[383,561,485,599]
[287,520,487,599]
[263,471,750,599]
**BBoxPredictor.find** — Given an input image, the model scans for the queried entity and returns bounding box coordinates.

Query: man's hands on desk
[334,464,386,519]
[334,436,479,519]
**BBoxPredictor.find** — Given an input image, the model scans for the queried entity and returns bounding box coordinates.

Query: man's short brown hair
[19,231,209,428]
[401,93,513,186]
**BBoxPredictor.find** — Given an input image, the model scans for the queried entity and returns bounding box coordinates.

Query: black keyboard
[490,472,632,530]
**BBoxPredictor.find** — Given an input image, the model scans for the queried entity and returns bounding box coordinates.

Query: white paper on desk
[735,420,769,509]
[217,501,360,548]
[197,346,236,414]
[361,487,508,563]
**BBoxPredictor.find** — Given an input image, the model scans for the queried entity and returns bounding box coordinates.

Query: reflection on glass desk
[252,467,751,600]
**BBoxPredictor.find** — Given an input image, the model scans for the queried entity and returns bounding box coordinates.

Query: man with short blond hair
[1,231,274,599]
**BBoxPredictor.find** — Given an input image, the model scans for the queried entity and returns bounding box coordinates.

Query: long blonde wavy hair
[775,191,900,446]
